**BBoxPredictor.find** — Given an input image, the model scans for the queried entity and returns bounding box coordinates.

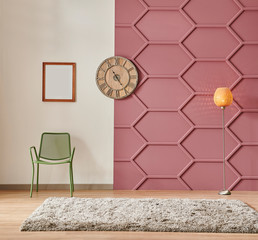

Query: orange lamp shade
[214,87,233,107]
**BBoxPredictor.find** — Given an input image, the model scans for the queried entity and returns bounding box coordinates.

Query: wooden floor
[1,190,258,240]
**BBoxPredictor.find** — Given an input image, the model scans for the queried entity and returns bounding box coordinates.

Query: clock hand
[112,70,119,81]
[112,70,128,95]
[112,70,124,88]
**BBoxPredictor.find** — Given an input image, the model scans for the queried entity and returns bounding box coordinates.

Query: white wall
[0,0,114,184]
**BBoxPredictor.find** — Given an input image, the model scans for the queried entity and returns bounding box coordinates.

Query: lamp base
[218,190,231,195]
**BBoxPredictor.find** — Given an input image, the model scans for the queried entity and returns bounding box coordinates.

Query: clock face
[96,56,138,99]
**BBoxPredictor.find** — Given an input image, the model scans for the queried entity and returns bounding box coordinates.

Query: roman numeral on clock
[106,60,111,68]
[116,90,120,98]
[124,88,129,95]
[115,57,119,66]
[128,82,135,89]
[107,88,113,97]
[99,82,107,91]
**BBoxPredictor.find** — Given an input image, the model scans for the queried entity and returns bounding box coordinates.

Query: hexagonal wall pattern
[181,162,238,190]
[114,95,145,126]
[182,96,239,126]
[229,113,258,142]
[135,112,191,142]
[143,0,185,7]
[233,180,258,191]
[230,45,258,75]
[115,0,145,24]
[139,178,188,190]
[136,68,147,84]
[115,0,258,190]
[114,128,145,160]
[136,11,192,41]
[115,27,145,58]
[136,78,191,109]
[230,146,258,176]
[135,44,192,75]
[135,145,191,175]
[231,11,258,42]
[238,0,258,7]
[114,162,145,189]
[182,61,239,92]
[232,78,258,109]
[181,129,238,159]
[183,28,239,58]
[184,0,240,25]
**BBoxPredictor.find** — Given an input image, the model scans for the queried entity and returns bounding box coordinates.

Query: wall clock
[96,56,138,99]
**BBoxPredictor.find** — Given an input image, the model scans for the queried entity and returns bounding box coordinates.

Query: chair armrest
[70,147,75,163]
[30,146,39,163]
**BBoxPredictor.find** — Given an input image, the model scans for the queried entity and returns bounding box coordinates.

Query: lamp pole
[219,106,231,195]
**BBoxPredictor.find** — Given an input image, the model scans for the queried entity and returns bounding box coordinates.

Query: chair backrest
[39,132,71,160]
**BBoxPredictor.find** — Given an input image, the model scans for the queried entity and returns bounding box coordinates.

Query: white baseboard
[0,184,113,190]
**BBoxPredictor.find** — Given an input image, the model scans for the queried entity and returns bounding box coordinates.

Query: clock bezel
[96,56,138,100]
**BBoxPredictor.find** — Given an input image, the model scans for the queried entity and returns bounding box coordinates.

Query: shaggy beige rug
[20,197,258,233]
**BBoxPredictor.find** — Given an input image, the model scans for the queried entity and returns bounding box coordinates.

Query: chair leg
[71,163,74,192]
[30,163,35,198]
[69,163,73,197]
[36,163,39,192]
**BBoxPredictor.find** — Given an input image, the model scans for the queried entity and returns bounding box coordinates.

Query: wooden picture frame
[42,62,76,102]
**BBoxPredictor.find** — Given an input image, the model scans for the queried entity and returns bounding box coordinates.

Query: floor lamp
[213,87,233,195]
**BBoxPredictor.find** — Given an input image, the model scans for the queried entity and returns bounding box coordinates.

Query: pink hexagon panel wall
[114,0,258,190]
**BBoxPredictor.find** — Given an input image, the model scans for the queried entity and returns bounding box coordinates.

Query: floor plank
[0,190,258,240]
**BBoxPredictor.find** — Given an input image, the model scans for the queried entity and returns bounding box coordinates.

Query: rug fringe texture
[20,197,258,233]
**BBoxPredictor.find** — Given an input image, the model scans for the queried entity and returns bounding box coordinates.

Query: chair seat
[34,159,71,165]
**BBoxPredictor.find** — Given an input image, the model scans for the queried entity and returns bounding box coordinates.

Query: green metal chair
[29,132,75,197]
